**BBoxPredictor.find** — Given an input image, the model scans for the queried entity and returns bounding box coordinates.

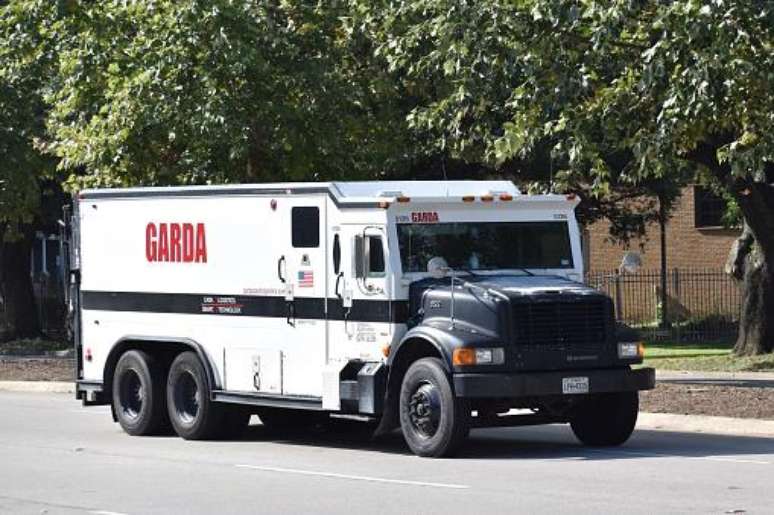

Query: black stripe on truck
[81,290,409,324]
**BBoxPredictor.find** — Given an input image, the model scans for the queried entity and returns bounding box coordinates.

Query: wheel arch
[104,336,219,400]
[374,330,450,436]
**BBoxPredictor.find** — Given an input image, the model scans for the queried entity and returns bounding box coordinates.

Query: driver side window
[367,235,385,277]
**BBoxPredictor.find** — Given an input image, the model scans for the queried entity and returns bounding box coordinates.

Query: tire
[399,357,470,458]
[112,350,169,436]
[570,391,639,446]
[256,407,328,430]
[166,351,223,440]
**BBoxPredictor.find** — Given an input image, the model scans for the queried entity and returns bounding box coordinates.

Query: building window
[694,186,726,228]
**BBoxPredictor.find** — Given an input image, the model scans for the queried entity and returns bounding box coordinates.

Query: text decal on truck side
[146,222,208,263]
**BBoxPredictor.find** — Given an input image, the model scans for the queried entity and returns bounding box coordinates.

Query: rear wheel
[112,350,168,436]
[570,392,639,446]
[399,357,470,458]
[166,351,223,440]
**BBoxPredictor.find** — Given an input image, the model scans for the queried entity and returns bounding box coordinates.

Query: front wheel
[399,358,470,458]
[570,391,639,446]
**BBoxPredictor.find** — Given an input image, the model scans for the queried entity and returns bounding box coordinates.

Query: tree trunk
[1,227,40,340]
[725,184,774,356]
[735,257,774,355]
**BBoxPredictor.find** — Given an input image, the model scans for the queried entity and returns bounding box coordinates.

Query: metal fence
[585,269,740,342]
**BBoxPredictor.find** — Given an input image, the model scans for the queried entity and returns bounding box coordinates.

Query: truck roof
[79,180,576,208]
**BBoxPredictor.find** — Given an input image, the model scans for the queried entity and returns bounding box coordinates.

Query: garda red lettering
[145,223,157,261]
[146,222,208,263]
[411,211,439,223]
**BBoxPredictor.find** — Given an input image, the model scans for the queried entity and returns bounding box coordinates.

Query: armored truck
[67,181,655,457]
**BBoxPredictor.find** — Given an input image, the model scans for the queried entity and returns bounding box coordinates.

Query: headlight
[618,342,645,359]
[453,347,505,366]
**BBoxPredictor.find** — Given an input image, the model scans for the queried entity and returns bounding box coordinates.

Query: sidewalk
[657,370,774,387]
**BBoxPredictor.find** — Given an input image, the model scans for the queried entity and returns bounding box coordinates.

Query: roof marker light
[397,196,411,203]
[462,195,475,202]
[480,194,494,202]
[499,193,513,201]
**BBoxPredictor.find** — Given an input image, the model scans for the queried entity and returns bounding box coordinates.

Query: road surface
[1,391,772,514]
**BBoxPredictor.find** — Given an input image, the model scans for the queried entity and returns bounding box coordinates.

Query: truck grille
[511,298,610,349]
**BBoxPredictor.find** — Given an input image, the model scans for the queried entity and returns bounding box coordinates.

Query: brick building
[585,186,740,273]
[584,186,741,333]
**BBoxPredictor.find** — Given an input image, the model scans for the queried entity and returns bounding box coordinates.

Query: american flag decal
[298,270,314,288]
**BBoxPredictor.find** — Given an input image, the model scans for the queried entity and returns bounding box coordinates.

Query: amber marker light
[397,196,411,203]
[462,195,475,202]
[381,344,391,358]
[499,193,513,201]
[452,348,477,366]
[480,194,494,202]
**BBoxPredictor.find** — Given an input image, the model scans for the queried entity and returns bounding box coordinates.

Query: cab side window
[367,235,385,277]
[292,207,319,248]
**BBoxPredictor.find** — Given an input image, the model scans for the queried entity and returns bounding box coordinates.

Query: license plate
[562,376,589,394]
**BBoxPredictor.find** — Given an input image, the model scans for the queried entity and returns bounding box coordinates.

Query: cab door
[327,224,392,364]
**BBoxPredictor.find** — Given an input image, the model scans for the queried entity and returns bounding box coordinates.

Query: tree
[32,1,423,189]
[0,0,60,338]
[355,0,774,354]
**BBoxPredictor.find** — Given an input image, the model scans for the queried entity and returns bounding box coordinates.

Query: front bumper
[453,367,655,398]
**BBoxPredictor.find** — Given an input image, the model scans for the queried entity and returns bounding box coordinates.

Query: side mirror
[619,251,642,275]
[354,235,365,279]
[427,256,449,279]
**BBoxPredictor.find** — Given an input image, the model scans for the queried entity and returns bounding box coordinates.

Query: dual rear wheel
[112,350,249,439]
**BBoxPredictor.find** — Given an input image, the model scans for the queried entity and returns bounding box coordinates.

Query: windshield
[397,221,573,273]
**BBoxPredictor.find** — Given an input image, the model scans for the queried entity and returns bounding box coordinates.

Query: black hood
[408,274,598,314]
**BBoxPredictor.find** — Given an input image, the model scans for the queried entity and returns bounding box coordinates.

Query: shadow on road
[232,417,774,461]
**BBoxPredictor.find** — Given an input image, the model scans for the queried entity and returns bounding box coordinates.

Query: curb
[657,370,774,388]
[0,381,74,393]
[638,412,774,438]
[657,370,774,381]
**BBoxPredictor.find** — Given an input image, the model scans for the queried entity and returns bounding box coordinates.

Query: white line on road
[235,464,469,489]
[587,448,771,465]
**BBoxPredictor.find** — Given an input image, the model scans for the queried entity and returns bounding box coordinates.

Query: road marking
[235,464,469,489]
[586,449,771,465]
[701,456,771,465]
[90,511,129,515]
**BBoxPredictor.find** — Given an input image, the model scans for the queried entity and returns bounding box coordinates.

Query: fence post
[614,271,623,321]
[673,268,681,343]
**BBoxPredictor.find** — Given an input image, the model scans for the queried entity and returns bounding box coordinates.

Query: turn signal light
[453,348,477,366]
[453,347,506,366]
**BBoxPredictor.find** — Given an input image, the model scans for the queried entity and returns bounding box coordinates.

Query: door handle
[335,272,344,300]
[277,256,286,283]
[286,301,295,326]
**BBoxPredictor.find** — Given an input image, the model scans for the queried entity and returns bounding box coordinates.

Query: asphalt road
[1,392,773,515]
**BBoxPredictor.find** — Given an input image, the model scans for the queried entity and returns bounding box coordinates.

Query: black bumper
[453,367,655,398]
